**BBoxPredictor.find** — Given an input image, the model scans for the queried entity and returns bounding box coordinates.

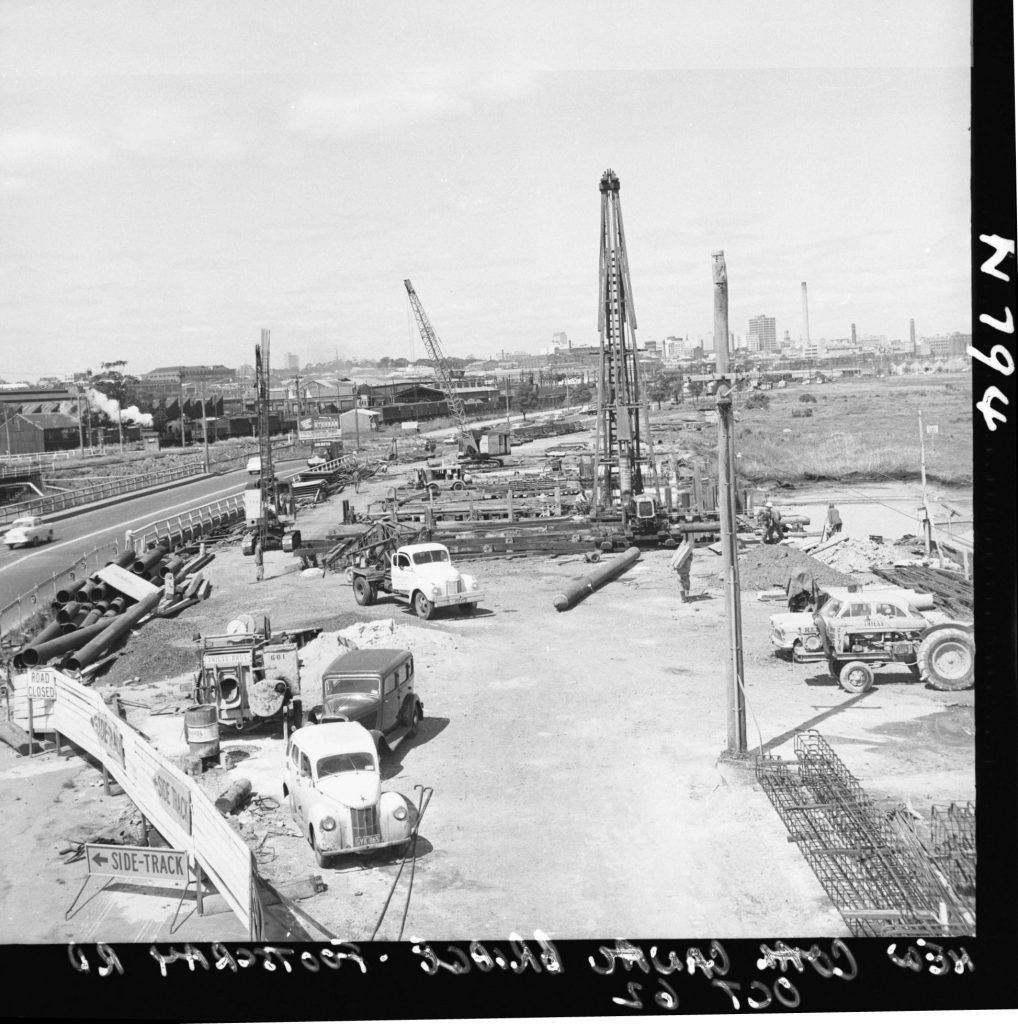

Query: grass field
[652,374,973,487]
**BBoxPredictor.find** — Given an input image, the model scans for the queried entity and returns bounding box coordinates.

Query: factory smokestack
[851,322,857,347]
[800,282,811,351]
[909,318,916,354]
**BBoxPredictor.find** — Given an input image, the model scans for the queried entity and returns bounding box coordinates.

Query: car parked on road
[246,455,261,475]
[283,722,415,866]
[3,515,53,549]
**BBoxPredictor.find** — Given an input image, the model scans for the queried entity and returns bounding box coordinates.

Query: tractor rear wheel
[918,627,975,690]
[353,576,375,606]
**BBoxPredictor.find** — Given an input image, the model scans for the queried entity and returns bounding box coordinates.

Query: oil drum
[184,704,220,758]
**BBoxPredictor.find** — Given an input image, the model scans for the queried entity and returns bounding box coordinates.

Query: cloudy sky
[1,1,970,378]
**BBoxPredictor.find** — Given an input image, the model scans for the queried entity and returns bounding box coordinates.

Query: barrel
[184,704,220,758]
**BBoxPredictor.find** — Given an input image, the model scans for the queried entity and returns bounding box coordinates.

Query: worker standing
[825,503,843,538]
[760,500,784,545]
[670,538,694,602]
[254,538,264,582]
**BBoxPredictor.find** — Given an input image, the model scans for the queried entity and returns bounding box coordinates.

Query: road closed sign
[85,843,189,883]
[27,670,57,700]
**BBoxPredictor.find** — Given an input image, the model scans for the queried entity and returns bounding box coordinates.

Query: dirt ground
[0,426,975,944]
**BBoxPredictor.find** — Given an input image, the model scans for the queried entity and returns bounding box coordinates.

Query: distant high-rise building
[552,331,569,350]
[285,352,300,371]
[748,315,777,353]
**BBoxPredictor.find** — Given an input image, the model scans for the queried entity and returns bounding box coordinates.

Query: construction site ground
[0,425,975,944]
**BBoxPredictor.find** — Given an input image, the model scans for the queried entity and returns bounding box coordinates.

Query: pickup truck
[350,541,483,619]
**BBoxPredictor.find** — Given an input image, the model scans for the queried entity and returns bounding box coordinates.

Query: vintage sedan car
[3,515,53,549]
[246,455,261,475]
[771,589,939,663]
[812,594,974,693]
[283,722,416,866]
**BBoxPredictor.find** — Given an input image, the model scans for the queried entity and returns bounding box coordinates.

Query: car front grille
[351,805,380,842]
[445,580,462,596]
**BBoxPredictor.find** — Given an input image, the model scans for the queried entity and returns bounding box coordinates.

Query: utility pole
[504,375,511,434]
[918,408,932,556]
[76,386,85,458]
[200,380,210,474]
[178,367,187,450]
[713,250,747,757]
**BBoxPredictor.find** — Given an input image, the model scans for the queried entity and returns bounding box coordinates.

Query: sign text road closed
[86,843,189,883]
[27,670,57,700]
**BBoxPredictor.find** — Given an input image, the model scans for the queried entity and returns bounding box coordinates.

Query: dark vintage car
[308,648,423,755]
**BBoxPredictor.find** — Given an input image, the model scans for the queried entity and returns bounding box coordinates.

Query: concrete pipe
[106,595,127,615]
[21,614,124,667]
[65,590,161,671]
[554,545,641,611]
[81,581,107,603]
[55,578,89,605]
[63,609,90,632]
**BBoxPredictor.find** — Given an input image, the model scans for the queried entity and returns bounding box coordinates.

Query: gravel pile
[737,543,856,591]
[812,537,896,575]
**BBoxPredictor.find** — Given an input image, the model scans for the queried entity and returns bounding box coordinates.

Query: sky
[0,1,972,379]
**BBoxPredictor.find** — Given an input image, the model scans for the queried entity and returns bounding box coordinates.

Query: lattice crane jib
[595,169,643,509]
[404,279,469,437]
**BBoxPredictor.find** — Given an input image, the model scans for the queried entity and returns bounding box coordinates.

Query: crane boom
[404,279,469,435]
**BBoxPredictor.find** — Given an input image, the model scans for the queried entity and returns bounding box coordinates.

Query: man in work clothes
[670,538,694,602]
[760,501,784,545]
[824,503,843,541]
[254,538,264,582]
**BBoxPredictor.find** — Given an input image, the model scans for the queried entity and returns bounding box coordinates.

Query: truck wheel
[461,603,476,616]
[344,567,355,583]
[839,660,874,693]
[414,591,434,620]
[918,627,975,690]
[353,577,375,606]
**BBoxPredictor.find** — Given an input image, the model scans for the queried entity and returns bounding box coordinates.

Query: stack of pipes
[12,541,217,672]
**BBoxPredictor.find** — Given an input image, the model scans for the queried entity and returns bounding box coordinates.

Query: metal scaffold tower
[592,169,644,511]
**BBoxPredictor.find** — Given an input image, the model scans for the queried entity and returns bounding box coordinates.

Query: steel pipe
[132,544,169,575]
[55,578,89,605]
[65,590,161,671]
[106,549,135,569]
[21,613,122,667]
[553,545,641,611]
[56,601,83,625]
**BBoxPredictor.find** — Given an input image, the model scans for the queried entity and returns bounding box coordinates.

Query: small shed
[340,408,380,443]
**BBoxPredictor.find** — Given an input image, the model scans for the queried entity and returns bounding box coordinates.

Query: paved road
[0,457,306,602]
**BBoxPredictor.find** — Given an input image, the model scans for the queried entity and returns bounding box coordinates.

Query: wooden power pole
[712,251,747,756]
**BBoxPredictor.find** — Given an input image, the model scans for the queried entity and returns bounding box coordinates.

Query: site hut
[340,407,380,443]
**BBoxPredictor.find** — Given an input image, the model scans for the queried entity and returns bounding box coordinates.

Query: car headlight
[393,805,407,821]
[430,584,440,596]
[471,580,479,591]
[320,816,337,831]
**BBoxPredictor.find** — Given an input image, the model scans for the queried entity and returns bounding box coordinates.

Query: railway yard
[0,383,976,945]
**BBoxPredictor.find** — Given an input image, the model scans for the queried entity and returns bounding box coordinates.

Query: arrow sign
[85,843,189,883]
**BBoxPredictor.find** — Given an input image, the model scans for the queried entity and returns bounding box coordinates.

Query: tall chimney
[851,322,857,346]
[909,318,916,354]
[801,282,811,350]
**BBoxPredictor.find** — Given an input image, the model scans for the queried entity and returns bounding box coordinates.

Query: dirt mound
[812,536,896,575]
[738,543,856,591]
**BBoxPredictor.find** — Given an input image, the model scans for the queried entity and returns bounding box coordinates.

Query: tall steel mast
[592,169,643,511]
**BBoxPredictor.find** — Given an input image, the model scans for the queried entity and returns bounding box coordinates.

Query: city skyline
[1,2,971,378]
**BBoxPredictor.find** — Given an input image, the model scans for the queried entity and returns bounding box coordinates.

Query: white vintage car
[770,589,943,663]
[3,515,53,549]
[283,722,415,866]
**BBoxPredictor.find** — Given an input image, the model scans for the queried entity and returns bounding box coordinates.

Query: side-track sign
[86,843,189,883]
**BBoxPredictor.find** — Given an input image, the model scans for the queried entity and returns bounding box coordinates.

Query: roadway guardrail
[0,462,207,526]
[126,494,246,553]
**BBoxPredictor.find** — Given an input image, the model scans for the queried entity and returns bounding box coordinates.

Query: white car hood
[316,771,380,810]
[769,612,816,632]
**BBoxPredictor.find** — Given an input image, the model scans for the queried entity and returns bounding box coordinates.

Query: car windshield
[822,599,842,617]
[10,519,34,529]
[323,675,378,697]
[412,549,449,565]
[316,752,375,778]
